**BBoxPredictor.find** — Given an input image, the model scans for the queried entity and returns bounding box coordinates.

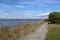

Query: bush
[49,12,60,24]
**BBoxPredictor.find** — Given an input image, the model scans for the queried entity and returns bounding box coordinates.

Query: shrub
[49,12,60,24]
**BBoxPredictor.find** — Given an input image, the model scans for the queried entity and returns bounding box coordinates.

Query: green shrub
[49,12,60,24]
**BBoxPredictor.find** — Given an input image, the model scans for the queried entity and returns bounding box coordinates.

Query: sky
[0,0,60,19]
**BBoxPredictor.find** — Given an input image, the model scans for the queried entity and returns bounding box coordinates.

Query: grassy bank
[45,24,60,40]
[0,22,45,40]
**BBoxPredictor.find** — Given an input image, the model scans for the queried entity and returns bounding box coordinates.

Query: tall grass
[0,22,44,40]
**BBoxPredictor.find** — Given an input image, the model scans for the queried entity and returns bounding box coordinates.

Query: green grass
[45,24,60,40]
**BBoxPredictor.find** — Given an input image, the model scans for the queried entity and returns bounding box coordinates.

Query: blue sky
[0,0,60,19]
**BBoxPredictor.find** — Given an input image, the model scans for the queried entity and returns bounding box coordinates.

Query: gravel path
[19,22,48,40]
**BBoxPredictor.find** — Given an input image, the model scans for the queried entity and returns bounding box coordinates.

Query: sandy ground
[19,22,48,40]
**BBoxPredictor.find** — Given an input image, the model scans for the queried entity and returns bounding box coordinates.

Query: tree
[49,12,60,24]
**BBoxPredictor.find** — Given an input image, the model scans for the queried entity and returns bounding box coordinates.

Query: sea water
[0,19,43,28]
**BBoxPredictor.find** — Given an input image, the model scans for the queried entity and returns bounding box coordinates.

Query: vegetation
[44,19,49,22]
[45,24,60,40]
[0,22,45,40]
[49,12,60,24]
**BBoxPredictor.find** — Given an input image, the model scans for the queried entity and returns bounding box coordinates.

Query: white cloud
[34,12,50,19]
[19,13,31,19]
[0,16,5,18]
[0,13,9,18]
[18,0,60,7]
[18,12,50,19]
[36,12,50,16]
[0,10,50,19]
[0,4,24,8]
[4,13,9,16]
[0,4,9,8]
[19,2,36,4]
[15,5,24,8]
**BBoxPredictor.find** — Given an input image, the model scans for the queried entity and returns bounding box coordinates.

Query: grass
[45,24,60,40]
[0,22,45,40]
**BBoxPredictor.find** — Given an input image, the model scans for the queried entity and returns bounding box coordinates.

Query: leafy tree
[49,12,60,24]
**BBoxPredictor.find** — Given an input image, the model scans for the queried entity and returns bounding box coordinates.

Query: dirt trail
[19,22,48,40]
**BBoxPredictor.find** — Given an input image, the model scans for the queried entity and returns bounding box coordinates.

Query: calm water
[0,19,43,28]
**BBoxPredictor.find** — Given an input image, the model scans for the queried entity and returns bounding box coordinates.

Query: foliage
[49,12,60,23]
[44,19,49,22]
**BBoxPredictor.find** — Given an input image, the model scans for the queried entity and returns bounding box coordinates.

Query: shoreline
[0,22,45,40]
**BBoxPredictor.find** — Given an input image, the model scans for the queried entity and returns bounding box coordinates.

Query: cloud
[15,5,24,8]
[4,13,9,16]
[0,13,9,18]
[0,12,49,19]
[19,2,36,5]
[0,4,9,7]
[19,13,31,19]
[0,4,24,8]
[34,12,50,19]
[18,0,60,7]
[36,12,49,16]
[18,12,50,19]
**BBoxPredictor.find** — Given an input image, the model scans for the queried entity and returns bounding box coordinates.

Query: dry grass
[0,22,45,40]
